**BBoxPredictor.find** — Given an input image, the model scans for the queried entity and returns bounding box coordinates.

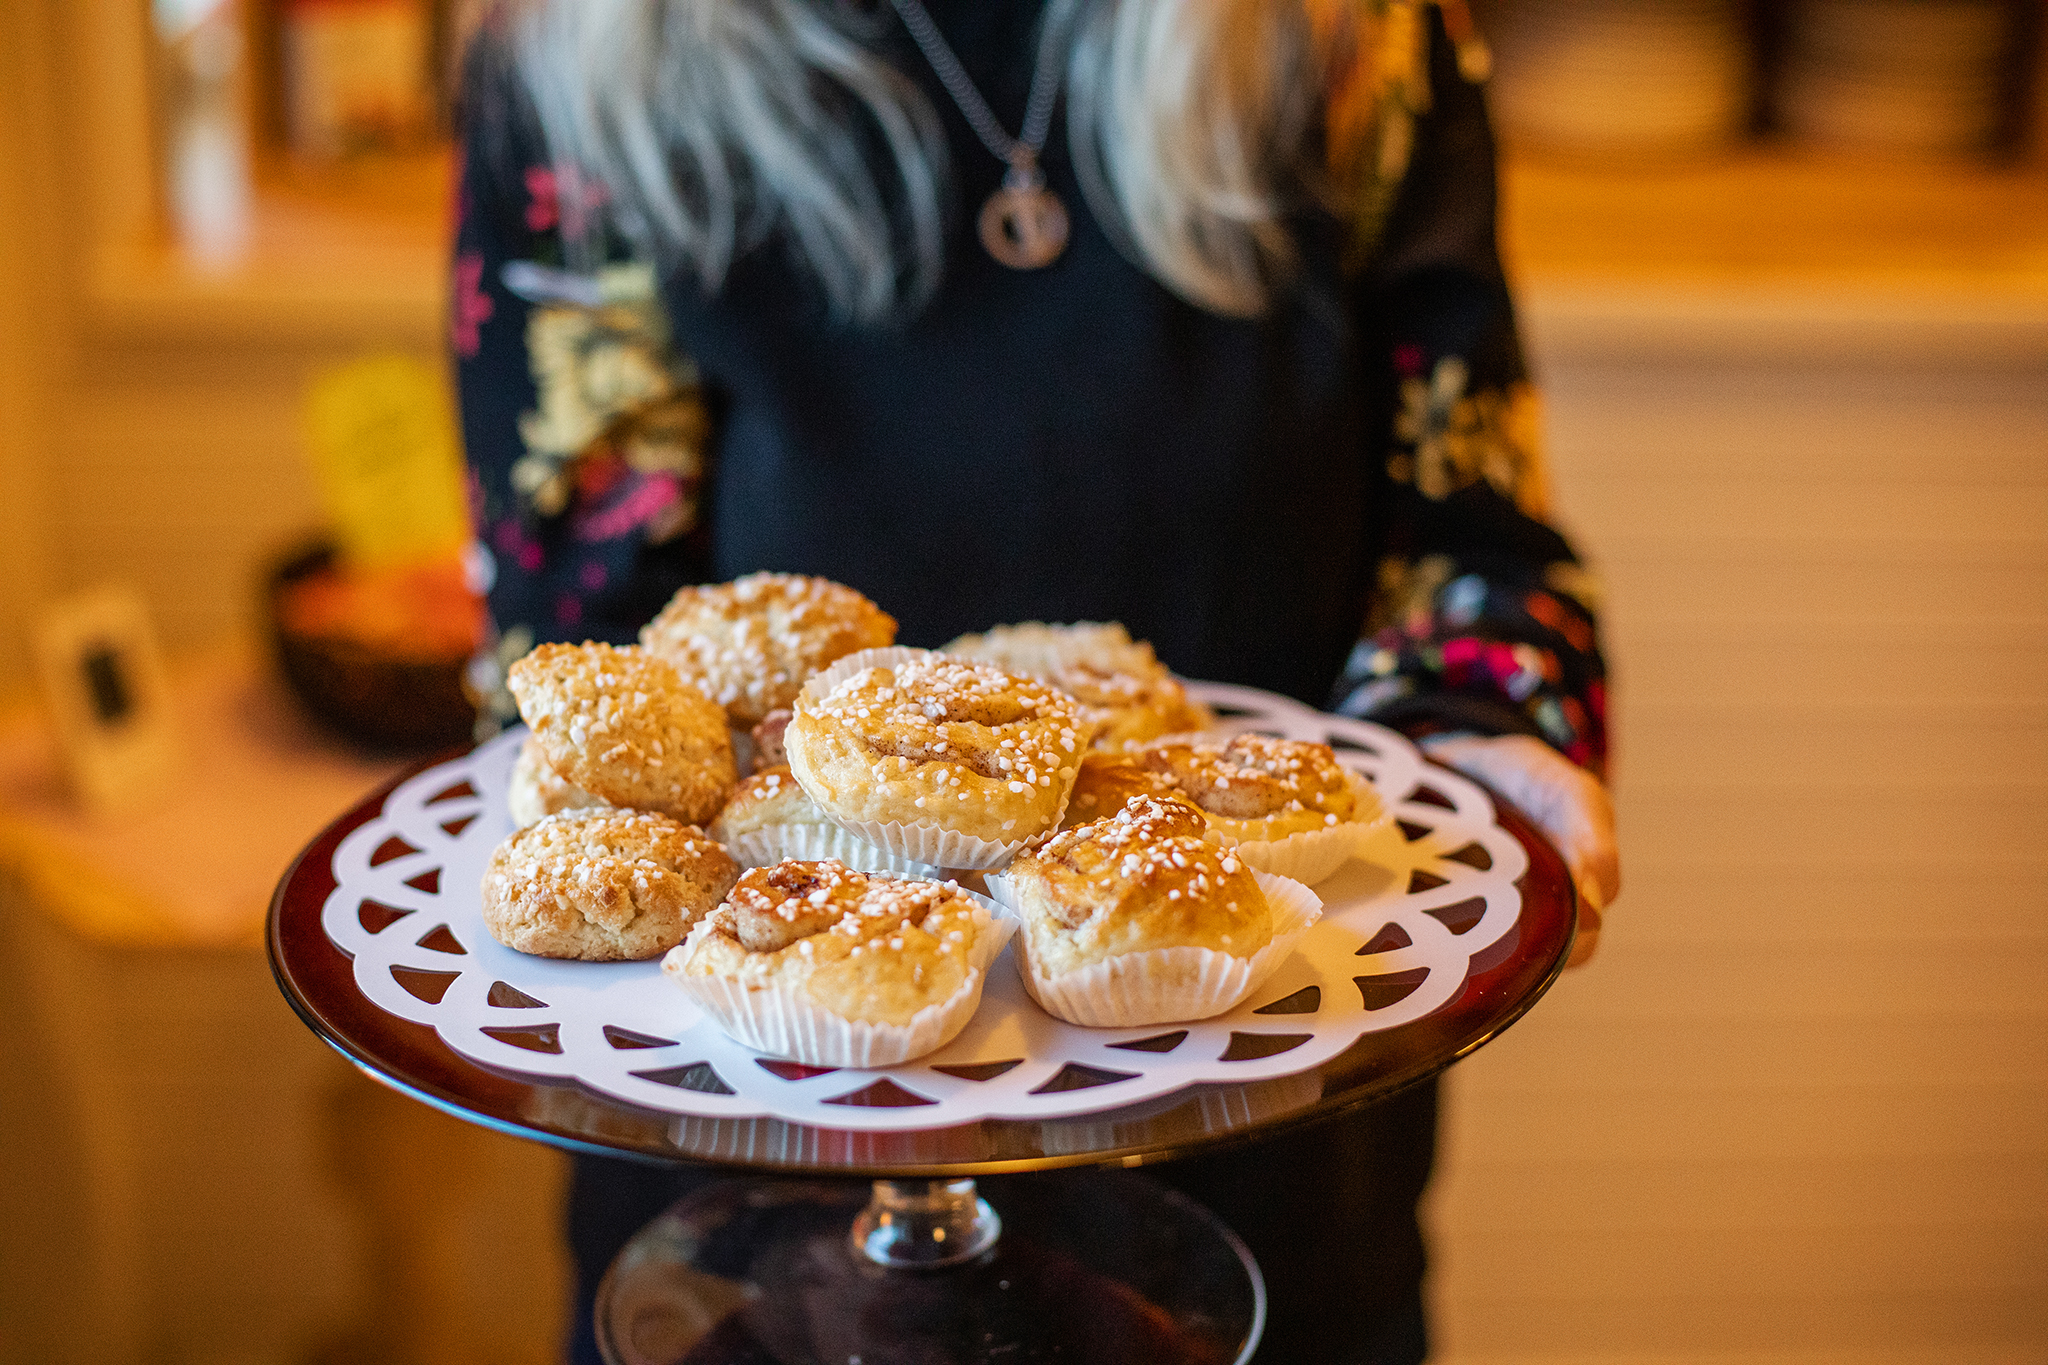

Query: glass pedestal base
[597,1170,1265,1365]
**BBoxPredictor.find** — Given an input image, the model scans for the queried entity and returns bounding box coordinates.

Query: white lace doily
[321,683,1527,1131]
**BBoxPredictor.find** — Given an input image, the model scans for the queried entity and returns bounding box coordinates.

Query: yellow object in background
[304,353,470,568]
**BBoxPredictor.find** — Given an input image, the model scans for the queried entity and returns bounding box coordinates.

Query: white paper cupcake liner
[983,870,1322,1028]
[1222,772,1392,886]
[787,647,1077,872]
[716,821,939,877]
[662,885,1015,1067]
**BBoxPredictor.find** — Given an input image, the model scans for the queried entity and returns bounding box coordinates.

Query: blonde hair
[504,0,1377,322]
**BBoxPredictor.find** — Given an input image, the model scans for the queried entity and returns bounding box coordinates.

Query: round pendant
[978,184,1069,270]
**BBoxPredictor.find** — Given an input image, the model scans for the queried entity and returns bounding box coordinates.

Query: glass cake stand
[269,702,1577,1364]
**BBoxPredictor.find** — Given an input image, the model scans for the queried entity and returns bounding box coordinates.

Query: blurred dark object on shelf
[1477,0,2045,164]
[243,0,469,158]
[1476,0,1757,161]
[1769,0,2026,159]
[265,538,481,753]
[276,0,435,160]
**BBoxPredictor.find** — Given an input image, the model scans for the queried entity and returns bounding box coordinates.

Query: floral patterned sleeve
[451,35,712,727]
[1327,4,1608,778]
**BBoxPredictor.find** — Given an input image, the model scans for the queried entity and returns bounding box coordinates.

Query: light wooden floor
[1429,300,2048,1363]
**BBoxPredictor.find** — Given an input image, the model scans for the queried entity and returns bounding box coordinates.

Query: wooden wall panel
[0,0,62,700]
[45,358,341,647]
[1430,334,2048,1364]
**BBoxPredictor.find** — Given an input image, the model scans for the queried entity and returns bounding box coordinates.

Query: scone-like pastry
[707,766,936,875]
[663,860,1013,1065]
[482,809,740,960]
[507,733,610,828]
[507,642,735,824]
[988,795,1323,1027]
[640,574,897,727]
[1057,750,1183,831]
[785,648,1090,868]
[1134,732,1389,883]
[944,621,1210,749]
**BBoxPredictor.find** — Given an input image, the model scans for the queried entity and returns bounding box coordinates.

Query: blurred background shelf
[1505,150,2048,291]
[77,145,2048,352]
[1504,151,2048,364]
[85,151,451,346]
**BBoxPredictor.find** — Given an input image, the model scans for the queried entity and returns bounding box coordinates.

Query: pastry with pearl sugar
[507,641,735,825]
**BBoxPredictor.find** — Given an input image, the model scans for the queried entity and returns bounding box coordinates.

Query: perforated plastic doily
[321,683,1527,1131]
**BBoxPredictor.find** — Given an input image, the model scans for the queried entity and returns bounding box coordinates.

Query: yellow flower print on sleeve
[1388,357,1552,518]
[512,264,710,542]
[1321,1,1493,268]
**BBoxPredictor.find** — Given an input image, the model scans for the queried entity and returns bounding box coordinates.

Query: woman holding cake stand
[448,1,1620,1360]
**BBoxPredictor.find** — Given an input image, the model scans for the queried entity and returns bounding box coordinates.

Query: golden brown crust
[785,653,1088,845]
[1058,750,1183,831]
[640,574,897,727]
[507,734,611,828]
[1137,733,1364,843]
[707,765,825,842]
[481,809,740,960]
[943,621,1210,748]
[1008,795,1271,976]
[507,642,735,823]
[674,861,983,1026]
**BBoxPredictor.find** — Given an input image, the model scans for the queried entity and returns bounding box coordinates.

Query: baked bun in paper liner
[662,861,1013,1066]
[784,647,1089,870]
[709,766,938,876]
[1136,733,1391,885]
[986,866,1321,1028]
[985,795,1322,1026]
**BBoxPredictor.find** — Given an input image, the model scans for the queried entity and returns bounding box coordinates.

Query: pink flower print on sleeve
[452,251,495,358]
[524,164,608,239]
[573,471,680,543]
[491,519,544,574]
[524,166,556,233]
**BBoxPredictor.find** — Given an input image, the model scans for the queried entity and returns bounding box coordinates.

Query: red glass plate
[269,740,1575,1178]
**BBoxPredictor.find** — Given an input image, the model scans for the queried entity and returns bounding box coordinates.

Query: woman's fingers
[1419,733,1619,967]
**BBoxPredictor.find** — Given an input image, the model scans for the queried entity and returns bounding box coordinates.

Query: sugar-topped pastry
[664,860,1013,1066]
[1057,749,1183,831]
[943,621,1210,749]
[708,765,816,844]
[1131,731,1387,883]
[507,641,735,825]
[640,573,897,728]
[1137,732,1371,844]
[784,650,1090,854]
[482,808,739,960]
[1007,795,1272,979]
[668,861,986,1026]
[507,733,610,828]
[708,764,943,875]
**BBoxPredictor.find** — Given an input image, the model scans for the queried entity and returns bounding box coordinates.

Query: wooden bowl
[265,540,478,753]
